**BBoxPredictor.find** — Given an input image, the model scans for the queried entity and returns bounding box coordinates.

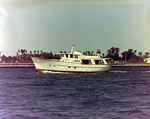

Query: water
[0,67,150,119]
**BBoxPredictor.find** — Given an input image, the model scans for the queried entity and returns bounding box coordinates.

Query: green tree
[2,55,7,62]
[106,47,120,60]
[121,49,134,61]
[7,56,12,63]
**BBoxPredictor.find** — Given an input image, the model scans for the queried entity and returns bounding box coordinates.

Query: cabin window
[95,60,103,65]
[75,55,78,58]
[82,60,91,65]
[66,54,68,58]
[70,54,73,58]
[95,60,100,65]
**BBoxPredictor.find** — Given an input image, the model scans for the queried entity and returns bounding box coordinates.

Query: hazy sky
[0,0,150,56]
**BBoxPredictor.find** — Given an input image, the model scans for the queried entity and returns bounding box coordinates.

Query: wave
[38,70,71,74]
[142,71,150,73]
[110,71,128,73]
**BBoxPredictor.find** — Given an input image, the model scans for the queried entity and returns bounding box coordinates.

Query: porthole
[68,66,70,68]
[74,67,76,69]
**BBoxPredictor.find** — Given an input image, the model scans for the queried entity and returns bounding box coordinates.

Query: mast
[70,43,75,54]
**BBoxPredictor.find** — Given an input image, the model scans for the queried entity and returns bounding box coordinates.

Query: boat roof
[57,44,111,60]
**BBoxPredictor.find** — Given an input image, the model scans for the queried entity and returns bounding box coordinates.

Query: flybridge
[58,51,81,59]
[58,44,82,60]
[57,44,109,65]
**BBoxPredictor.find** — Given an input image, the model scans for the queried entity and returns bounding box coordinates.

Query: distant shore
[0,63,35,68]
[111,63,150,67]
[0,63,150,68]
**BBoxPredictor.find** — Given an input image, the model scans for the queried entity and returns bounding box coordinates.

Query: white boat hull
[31,57,112,73]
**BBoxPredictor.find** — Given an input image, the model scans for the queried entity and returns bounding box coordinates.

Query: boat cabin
[59,50,81,59]
[58,50,106,65]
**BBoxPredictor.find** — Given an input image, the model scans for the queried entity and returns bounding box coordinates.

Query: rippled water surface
[0,67,150,119]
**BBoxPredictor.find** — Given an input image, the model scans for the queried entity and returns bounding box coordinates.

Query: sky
[0,0,150,56]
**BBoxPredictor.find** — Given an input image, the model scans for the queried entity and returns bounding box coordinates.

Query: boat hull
[31,57,112,73]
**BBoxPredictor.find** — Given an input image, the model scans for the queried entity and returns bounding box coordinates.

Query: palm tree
[30,51,32,55]
[97,49,101,54]
[88,51,90,56]
[37,50,39,54]
[34,50,36,54]
[110,47,115,55]
[115,48,119,55]
[102,53,105,58]
[138,52,142,57]
[21,49,24,55]
[107,50,111,57]
[86,51,88,55]
[145,52,149,57]
[49,52,53,59]
[18,50,20,54]
[134,50,137,56]
[25,49,27,54]
[91,51,93,54]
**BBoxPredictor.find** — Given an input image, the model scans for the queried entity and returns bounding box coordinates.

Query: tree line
[0,48,149,63]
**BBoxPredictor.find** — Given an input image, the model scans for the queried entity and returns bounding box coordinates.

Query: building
[143,58,150,63]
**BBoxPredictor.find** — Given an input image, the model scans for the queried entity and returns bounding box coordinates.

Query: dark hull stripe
[57,64,111,68]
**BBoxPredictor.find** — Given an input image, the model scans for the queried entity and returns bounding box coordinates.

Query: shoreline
[111,63,150,67]
[0,63,35,68]
[0,63,150,68]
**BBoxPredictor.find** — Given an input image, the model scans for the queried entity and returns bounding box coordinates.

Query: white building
[144,58,150,63]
